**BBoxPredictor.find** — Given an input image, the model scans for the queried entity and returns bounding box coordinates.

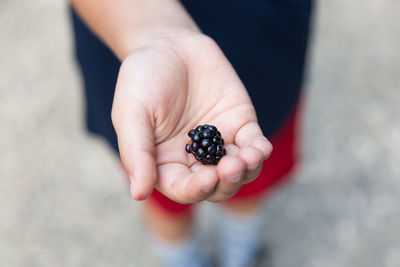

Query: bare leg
[223,194,265,215]
[143,198,193,241]
[143,199,210,267]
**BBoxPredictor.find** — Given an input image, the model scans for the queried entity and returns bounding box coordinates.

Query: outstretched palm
[112,35,272,203]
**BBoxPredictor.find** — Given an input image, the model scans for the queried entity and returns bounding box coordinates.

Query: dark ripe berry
[213,135,221,144]
[186,124,226,165]
[188,129,196,137]
[201,138,212,148]
[207,144,216,155]
[201,129,212,138]
[196,125,204,132]
[208,125,217,132]
[196,147,206,159]
[205,154,215,163]
[193,133,201,142]
[191,142,199,151]
[185,144,191,153]
[216,144,223,156]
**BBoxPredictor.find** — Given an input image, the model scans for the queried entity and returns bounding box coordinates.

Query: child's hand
[112,33,272,203]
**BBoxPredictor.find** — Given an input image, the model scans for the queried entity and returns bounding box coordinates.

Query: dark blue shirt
[70,0,313,152]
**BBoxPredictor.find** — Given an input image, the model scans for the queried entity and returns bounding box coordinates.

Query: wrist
[71,0,202,61]
[120,26,201,60]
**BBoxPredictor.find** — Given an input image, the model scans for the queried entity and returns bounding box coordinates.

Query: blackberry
[186,124,226,165]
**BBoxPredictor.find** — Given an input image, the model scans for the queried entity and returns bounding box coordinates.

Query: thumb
[112,101,157,201]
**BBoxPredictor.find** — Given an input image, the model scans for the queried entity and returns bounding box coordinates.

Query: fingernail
[253,139,272,158]
[203,184,215,193]
[227,174,241,183]
[248,164,259,171]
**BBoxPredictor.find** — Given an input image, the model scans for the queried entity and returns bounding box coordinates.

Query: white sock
[149,230,211,267]
[217,208,266,267]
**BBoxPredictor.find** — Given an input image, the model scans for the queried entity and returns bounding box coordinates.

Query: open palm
[112,35,272,203]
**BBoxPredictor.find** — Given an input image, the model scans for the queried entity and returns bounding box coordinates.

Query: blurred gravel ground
[1,1,399,267]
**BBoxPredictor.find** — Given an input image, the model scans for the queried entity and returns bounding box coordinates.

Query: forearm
[71,0,199,60]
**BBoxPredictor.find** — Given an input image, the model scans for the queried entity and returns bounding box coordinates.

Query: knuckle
[198,34,218,48]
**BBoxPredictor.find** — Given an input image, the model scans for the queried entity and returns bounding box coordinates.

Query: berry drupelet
[185,124,226,165]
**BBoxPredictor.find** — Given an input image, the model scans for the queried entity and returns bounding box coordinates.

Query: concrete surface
[1,0,399,267]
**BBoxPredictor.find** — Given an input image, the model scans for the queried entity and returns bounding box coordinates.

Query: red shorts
[148,102,301,215]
